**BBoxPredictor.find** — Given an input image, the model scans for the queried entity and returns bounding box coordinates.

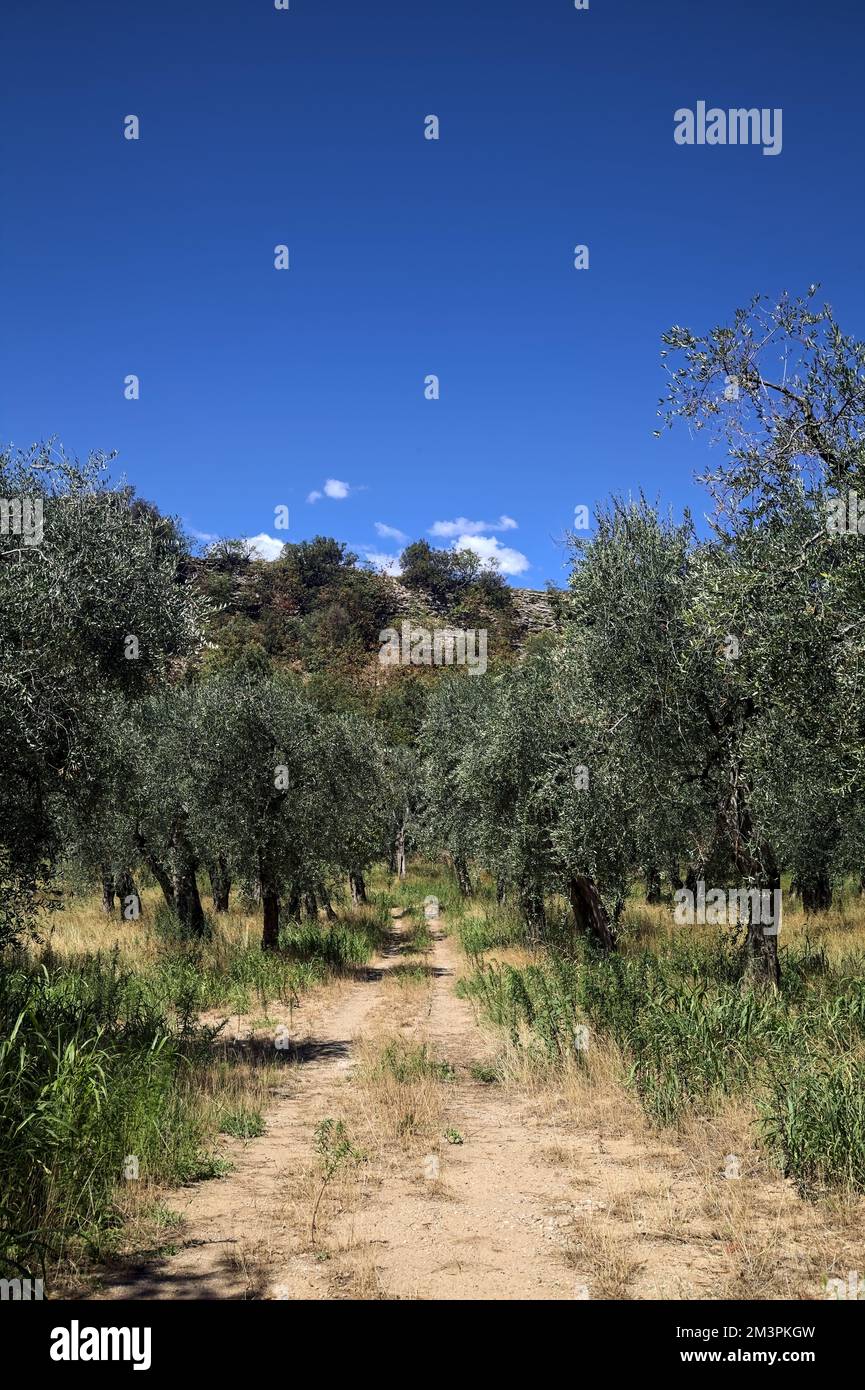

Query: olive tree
[659,290,865,976]
[418,672,490,895]
[0,442,208,944]
[182,670,389,948]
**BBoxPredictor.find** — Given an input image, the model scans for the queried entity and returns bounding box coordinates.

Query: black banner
[3,1297,859,1376]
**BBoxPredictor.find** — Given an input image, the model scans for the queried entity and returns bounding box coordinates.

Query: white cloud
[245,533,285,562]
[307,478,352,503]
[429,514,517,539]
[362,549,403,577]
[188,526,218,543]
[452,534,530,576]
[375,521,408,543]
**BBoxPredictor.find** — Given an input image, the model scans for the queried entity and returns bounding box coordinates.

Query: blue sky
[2,0,863,585]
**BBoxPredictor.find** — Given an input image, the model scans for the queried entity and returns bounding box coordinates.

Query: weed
[470,1061,500,1084]
[310,1118,363,1245]
[374,1041,455,1084]
[219,1107,266,1141]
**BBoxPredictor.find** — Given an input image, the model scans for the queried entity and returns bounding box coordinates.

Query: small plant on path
[310,1118,363,1246]
[219,1107,266,1140]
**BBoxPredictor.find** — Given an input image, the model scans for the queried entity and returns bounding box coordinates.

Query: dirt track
[95,913,841,1302]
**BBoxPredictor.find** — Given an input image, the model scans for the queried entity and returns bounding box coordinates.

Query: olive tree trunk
[135,831,175,911]
[519,879,546,947]
[115,868,140,920]
[262,885,280,951]
[173,831,206,937]
[645,865,662,904]
[453,855,473,897]
[100,867,116,915]
[209,856,231,913]
[567,875,617,953]
[800,872,833,913]
[394,827,407,880]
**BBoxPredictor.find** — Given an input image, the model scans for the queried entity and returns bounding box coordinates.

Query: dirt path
[94,913,846,1301]
[327,926,579,1299]
[96,917,582,1300]
[97,932,404,1300]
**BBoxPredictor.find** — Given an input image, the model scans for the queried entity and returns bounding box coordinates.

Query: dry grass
[325,1246,392,1300]
[194,1054,283,1129]
[349,1034,452,1152]
[381,959,438,991]
[471,987,865,1300]
[565,1218,644,1299]
[36,884,390,971]
[226,1239,280,1300]
[37,885,262,967]
[620,890,865,964]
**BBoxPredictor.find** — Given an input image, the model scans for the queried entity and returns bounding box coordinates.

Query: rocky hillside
[385,577,557,637]
[187,549,561,661]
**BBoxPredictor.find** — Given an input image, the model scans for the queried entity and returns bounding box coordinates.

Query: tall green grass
[458,907,527,961]
[460,929,865,1193]
[0,955,217,1278]
[281,914,388,971]
[0,899,390,1281]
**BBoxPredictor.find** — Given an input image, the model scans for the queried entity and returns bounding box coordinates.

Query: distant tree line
[2,290,863,979]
